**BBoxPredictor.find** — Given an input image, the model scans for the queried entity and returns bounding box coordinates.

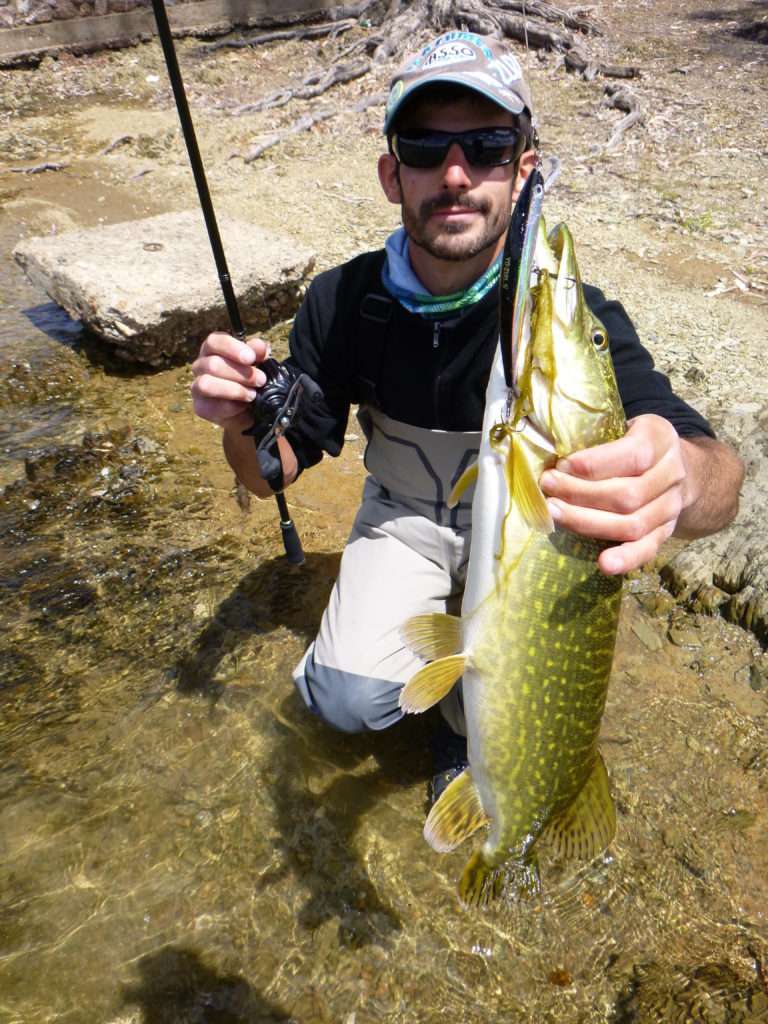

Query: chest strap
[356,291,394,409]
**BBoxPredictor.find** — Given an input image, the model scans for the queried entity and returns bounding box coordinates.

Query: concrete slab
[13,211,315,364]
[0,0,348,66]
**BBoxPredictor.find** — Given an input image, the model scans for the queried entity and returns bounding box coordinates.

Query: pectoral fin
[401,613,462,660]
[543,752,616,861]
[447,461,478,508]
[399,655,465,714]
[510,433,554,534]
[424,768,487,853]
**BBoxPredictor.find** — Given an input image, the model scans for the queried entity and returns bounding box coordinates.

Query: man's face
[379,95,528,266]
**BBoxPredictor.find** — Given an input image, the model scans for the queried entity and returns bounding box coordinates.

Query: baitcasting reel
[243,358,323,491]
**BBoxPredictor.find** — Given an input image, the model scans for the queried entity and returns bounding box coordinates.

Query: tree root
[233,58,372,115]
[99,135,134,156]
[242,109,336,162]
[8,162,69,174]
[201,19,358,53]
[240,90,387,163]
[602,82,644,151]
[232,0,644,160]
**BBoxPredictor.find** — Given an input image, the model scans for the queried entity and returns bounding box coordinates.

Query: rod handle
[276,492,305,565]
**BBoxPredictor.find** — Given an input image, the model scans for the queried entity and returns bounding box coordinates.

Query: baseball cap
[384,32,534,135]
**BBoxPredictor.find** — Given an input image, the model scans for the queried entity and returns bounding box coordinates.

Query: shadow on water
[21,301,171,376]
[172,546,443,950]
[175,552,342,699]
[258,691,440,950]
[22,301,85,348]
[121,945,292,1024]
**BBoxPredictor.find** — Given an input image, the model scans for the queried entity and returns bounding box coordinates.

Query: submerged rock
[610,959,768,1023]
[12,212,315,365]
[1,426,161,534]
[660,402,768,647]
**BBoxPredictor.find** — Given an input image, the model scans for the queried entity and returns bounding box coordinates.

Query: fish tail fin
[543,752,616,861]
[458,851,505,907]
[458,851,541,908]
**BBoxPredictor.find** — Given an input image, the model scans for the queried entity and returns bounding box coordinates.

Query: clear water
[1,172,767,1024]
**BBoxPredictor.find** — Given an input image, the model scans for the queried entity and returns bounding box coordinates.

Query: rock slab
[13,211,315,365]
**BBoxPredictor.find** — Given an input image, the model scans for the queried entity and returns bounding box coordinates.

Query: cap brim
[384,73,527,132]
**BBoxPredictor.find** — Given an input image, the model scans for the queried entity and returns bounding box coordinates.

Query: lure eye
[592,329,608,351]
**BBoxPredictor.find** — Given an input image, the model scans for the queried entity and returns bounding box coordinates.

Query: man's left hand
[539,414,739,576]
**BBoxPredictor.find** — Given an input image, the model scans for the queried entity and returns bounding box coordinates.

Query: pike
[398,173,626,906]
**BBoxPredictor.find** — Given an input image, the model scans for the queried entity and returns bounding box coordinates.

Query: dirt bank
[2,10,768,1022]
[1,1,767,634]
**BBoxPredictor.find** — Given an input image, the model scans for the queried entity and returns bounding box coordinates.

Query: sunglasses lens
[471,140,515,166]
[393,136,449,168]
[393,130,522,169]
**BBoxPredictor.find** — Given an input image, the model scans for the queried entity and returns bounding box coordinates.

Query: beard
[401,190,510,263]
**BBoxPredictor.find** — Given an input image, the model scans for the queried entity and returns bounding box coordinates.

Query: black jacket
[284,249,714,474]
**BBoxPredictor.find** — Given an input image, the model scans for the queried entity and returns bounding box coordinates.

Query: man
[191,33,743,796]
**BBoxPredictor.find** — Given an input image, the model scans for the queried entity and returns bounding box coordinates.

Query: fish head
[527,222,625,457]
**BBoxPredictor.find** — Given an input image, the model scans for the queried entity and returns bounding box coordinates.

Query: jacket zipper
[432,321,442,425]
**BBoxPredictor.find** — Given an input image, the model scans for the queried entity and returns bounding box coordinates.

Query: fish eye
[592,329,608,351]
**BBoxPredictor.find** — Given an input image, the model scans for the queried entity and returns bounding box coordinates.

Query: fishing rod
[150,0,306,564]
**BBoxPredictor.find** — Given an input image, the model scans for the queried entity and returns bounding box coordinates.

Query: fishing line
[522,0,533,115]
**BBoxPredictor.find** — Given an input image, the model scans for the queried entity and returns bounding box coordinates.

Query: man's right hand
[192,331,299,498]
[191,332,269,428]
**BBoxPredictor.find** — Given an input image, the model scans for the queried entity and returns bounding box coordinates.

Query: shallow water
[2,234,767,1024]
[2,171,768,1024]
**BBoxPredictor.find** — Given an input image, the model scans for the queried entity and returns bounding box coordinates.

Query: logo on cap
[385,80,405,116]
[422,42,478,68]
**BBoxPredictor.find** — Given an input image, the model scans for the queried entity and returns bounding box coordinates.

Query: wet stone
[659,402,768,647]
[667,623,703,649]
[611,960,764,1023]
[0,353,85,408]
[12,212,316,365]
[634,589,677,618]
[631,616,664,651]
[27,579,98,619]
[748,661,768,692]
[0,649,42,691]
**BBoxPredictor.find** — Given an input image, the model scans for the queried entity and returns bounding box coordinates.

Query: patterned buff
[382,227,501,317]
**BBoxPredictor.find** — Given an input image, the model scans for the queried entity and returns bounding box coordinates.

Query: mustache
[419,193,489,217]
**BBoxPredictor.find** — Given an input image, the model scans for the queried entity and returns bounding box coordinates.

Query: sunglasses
[390,128,526,170]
